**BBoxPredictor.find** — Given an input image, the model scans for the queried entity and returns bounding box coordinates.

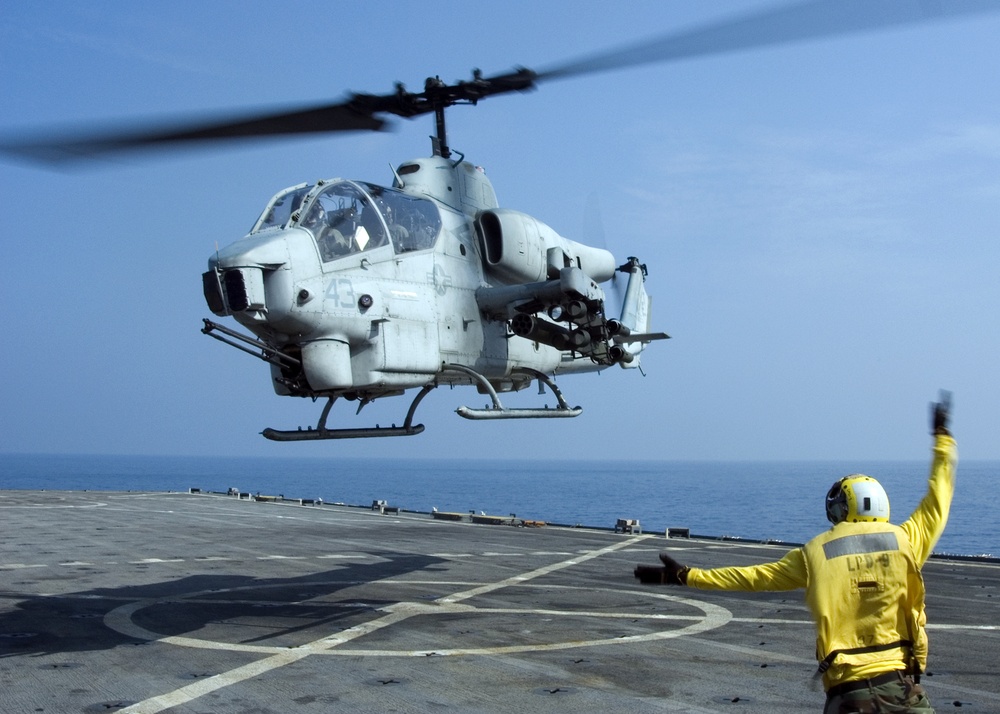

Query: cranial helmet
[825,475,890,524]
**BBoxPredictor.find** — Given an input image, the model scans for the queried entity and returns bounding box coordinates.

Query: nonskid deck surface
[1,490,997,713]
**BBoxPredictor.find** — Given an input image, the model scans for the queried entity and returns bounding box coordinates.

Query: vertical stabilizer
[619,257,650,333]
[612,257,668,369]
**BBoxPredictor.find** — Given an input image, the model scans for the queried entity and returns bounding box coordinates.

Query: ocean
[1,453,996,558]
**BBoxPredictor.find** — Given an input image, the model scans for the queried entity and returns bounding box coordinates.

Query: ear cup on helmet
[826,480,849,524]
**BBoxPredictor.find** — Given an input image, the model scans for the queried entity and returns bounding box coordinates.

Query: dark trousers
[823,671,932,713]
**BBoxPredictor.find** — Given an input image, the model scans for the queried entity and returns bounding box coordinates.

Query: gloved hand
[931,390,952,436]
[634,552,689,585]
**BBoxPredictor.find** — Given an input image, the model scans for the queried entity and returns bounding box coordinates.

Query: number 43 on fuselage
[202,154,668,440]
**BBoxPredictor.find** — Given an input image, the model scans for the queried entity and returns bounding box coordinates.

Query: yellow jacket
[686,434,957,690]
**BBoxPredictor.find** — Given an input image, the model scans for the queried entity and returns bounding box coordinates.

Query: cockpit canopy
[252,180,442,262]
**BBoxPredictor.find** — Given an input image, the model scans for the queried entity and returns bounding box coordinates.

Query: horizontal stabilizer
[617,331,670,344]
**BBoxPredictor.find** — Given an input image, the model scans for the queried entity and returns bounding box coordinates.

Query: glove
[931,390,952,436]
[634,552,689,585]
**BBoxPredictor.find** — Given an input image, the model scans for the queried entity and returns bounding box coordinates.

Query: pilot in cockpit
[307,203,353,261]
[377,198,409,250]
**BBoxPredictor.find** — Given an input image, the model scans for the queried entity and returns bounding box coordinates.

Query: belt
[826,670,905,699]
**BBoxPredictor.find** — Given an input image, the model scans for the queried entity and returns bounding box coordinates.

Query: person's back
[802,519,924,689]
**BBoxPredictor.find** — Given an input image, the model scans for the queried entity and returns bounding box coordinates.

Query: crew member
[635,393,957,713]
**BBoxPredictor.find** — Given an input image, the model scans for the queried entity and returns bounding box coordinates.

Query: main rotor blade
[535,0,998,82]
[1,98,388,165]
[5,0,996,166]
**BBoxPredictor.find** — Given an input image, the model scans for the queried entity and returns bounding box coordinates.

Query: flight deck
[2,490,998,713]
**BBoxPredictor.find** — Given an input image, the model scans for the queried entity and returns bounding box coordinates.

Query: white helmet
[825,475,890,524]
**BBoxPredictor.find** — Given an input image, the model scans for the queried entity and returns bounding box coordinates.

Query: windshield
[304,181,442,262]
[303,182,388,261]
[253,184,311,232]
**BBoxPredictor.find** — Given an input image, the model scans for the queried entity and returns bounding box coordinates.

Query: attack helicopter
[198,72,670,441]
[3,1,994,441]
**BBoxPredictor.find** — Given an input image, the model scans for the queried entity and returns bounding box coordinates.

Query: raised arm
[901,393,958,564]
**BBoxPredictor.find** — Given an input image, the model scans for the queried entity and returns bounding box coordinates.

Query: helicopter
[198,72,670,441]
[2,1,994,443]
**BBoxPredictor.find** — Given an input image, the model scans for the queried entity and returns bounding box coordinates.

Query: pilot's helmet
[303,203,326,228]
[825,475,890,524]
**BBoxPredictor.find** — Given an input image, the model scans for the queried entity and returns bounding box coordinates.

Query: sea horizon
[3,453,997,558]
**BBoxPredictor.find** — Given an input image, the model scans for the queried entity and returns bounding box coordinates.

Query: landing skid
[260,366,580,440]
[261,385,431,441]
[448,365,582,420]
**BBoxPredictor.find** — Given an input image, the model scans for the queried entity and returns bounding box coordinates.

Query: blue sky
[1,1,998,461]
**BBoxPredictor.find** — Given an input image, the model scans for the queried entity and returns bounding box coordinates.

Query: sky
[1,1,998,461]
